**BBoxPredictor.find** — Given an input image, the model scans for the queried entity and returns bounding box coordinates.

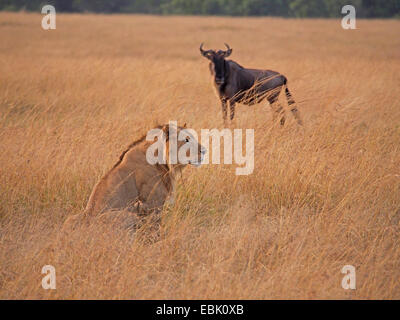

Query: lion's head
[154,123,206,168]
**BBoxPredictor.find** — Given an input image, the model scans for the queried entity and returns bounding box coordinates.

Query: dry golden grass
[0,12,400,299]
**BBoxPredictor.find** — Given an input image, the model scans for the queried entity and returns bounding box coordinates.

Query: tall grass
[0,13,399,299]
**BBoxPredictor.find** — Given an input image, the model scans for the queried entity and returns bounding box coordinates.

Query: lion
[61,123,206,233]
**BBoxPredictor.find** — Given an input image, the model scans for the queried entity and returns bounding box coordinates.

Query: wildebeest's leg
[285,86,303,125]
[272,103,285,126]
[221,99,228,121]
[268,89,286,125]
[229,101,236,121]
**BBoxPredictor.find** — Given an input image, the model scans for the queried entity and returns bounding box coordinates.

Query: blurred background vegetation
[0,0,399,18]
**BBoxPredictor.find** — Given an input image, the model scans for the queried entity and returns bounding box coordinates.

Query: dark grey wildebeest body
[200,43,302,125]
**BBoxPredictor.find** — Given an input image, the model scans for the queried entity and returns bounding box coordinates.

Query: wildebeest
[200,43,302,125]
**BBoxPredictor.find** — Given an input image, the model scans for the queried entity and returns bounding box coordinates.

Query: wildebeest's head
[200,43,232,85]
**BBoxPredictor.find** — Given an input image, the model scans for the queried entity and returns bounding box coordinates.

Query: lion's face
[177,128,206,167]
[162,124,206,168]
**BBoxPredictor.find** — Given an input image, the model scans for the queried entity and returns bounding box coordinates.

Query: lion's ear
[183,123,187,128]
[162,124,169,141]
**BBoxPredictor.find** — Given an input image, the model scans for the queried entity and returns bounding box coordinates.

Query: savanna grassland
[0,12,399,299]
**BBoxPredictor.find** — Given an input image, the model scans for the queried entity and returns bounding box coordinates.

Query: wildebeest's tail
[283,80,303,126]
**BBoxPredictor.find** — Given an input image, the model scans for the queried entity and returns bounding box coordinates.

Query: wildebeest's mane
[228,60,244,69]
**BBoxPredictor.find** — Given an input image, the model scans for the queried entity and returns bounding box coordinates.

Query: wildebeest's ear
[202,52,213,60]
[200,43,213,60]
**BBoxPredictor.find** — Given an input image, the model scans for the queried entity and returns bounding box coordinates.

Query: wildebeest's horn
[223,43,232,57]
[200,43,214,58]
[200,43,208,56]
